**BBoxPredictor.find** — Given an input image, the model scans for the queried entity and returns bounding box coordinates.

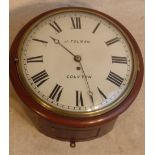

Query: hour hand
[49,36,60,44]
[49,36,75,57]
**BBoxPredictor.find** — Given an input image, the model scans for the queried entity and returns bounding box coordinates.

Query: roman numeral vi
[76,91,84,106]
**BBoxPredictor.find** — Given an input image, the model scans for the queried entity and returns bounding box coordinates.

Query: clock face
[17,9,136,117]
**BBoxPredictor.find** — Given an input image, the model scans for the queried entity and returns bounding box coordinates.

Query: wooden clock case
[9,7,144,147]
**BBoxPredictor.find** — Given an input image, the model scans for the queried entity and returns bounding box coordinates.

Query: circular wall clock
[10,7,143,147]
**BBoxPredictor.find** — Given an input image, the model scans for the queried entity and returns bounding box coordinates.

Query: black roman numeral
[107,71,124,87]
[32,39,48,44]
[112,56,127,64]
[92,22,101,33]
[31,70,49,87]
[71,17,81,29]
[49,21,62,33]
[105,37,120,46]
[49,84,63,102]
[27,55,43,63]
[76,91,84,106]
[97,87,107,99]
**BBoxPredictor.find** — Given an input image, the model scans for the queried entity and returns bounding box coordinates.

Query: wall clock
[10,7,144,147]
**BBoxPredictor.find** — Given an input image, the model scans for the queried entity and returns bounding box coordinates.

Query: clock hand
[79,62,94,105]
[49,36,76,57]
[49,36,94,104]
[49,36,83,62]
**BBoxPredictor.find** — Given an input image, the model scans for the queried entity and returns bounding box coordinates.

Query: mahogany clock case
[10,7,144,142]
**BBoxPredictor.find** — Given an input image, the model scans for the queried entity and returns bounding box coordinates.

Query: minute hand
[79,62,94,104]
[50,36,94,104]
[49,36,75,57]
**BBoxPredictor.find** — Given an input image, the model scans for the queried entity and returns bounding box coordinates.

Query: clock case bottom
[25,105,116,147]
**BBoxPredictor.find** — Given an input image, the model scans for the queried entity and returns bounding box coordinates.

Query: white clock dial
[18,10,135,116]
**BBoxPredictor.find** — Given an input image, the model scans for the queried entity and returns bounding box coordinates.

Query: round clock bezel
[10,7,144,128]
